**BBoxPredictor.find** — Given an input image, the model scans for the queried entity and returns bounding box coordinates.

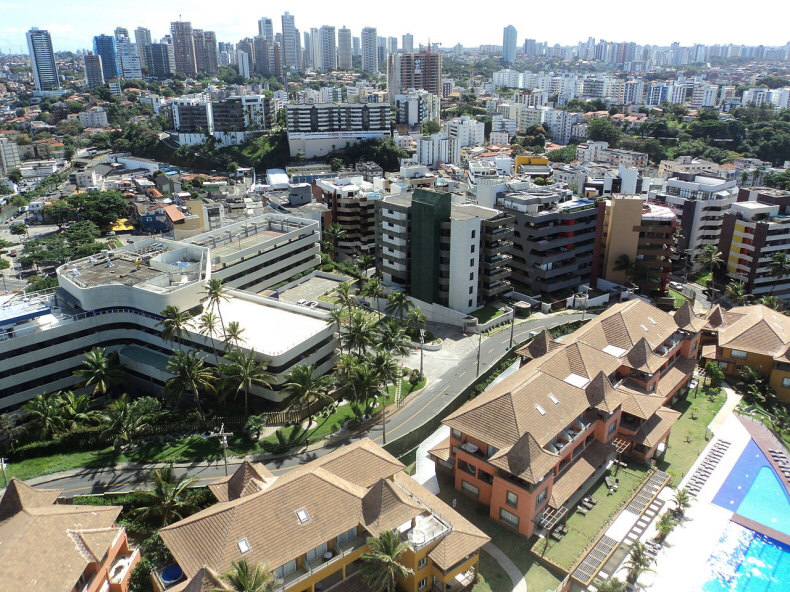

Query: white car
[669,281,684,291]
[295,299,308,306]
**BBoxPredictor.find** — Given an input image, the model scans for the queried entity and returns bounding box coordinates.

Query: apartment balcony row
[544,417,591,455]
[481,254,512,269]
[482,266,511,282]
[528,233,597,253]
[480,280,511,298]
[274,535,366,592]
[520,220,597,240]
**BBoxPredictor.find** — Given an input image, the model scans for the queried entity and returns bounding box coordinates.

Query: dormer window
[296,508,309,524]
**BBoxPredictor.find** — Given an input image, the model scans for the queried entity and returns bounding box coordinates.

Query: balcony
[109,548,140,590]
[480,281,511,297]
[275,537,365,592]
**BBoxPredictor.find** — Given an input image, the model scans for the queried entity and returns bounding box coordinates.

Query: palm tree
[221,349,273,417]
[593,577,626,592]
[324,223,346,260]
[73,347,123,397]
[768,252,790,295]
[219,559,281,592]
[695,245,724,304]
[282,364,332,425]
[198,311,222,367]
[623,542,654,586]
[654,511,676,542]
[366,349,400,392]
[157,305,192,347]
[335,352,361,385]
[100,395,163,450]
[165,349,215,417]
[202,278,229,334]
[349,360,385,413]
[385,290,413,321]
[613,253,637,284]
[362,277,385,319]
[725,281,749,305]
[376,319,410,357]
[356,253,375,277]
[673,488,692,516]
[58,391,101,432]
[132,464,198,528]
[333,282,357,315]
[223,321,246,351]
[343,309,372,356]
[22,392,65,439]
[759,294,784,311]
[360,530,413,592]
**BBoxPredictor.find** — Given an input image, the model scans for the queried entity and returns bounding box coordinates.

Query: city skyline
[1,0,789,54]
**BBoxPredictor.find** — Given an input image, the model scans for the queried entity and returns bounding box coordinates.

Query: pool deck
[738,413,790,493]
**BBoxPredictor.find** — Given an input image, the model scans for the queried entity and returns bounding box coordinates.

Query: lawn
[532,464,651,570]
[657,389,726,486]
[471,550,513,592]
[689,270,712,286]
[434,474,562,592]
[471,305,506,324]
[668,288,689,309]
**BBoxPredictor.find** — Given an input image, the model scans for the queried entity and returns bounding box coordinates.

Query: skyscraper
[83,53,104,88]
[387,48,442,99]
[26,28,59,92]
[134,27,152,70]
[258,17,273,41]
[281,11,299,70]
[308,28,320,70]
[502,25,517,64]
[145,43,175,78]
[114,27,129,41]
[361,27,378,73]
[319,26,336,72]
[303,31,313,69]
[338,27,352,70]
[402,34,413,53]
[388,37,398,54]
[93,34,119,80]
[171,21,197,75]
[193,29,218,75]
[117,36,142,79]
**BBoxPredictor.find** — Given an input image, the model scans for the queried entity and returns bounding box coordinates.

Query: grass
[668,288,689,309]
[471,305,506,324]
[434,474,562,592]
[532,464,651,570]
[471,550,513,592]
[690,270,712,286]
[656,388,727,486]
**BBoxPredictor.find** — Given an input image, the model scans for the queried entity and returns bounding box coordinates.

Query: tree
[623,542,654,586]
[725,281,749,305]
[333,282,357,315]
[197,311,222,366]
[360,530,413,592]
[7,169,22,184]
[57,391,101,432]
[587,117,623,147]
[220,349,272,417]
[422,120,441,135]
[357,253,375,277]
[165,350,215,416]
[366,349,400,392]
[73,347,123,397]
[759,294,784,311]
[654,511,676,542]
[768,252,790,294]
[324,223,346,261]
[219,560,281,592]
[223,321,246,351]
[704,360,725,389]
[132,464,198,528]
[65,191,129,228]
[385,290,413,321]
[343,309,372,356]
[376,319,410,356]
[157,305,192,347]
[362,277,385,319]
[593,577,626,592]
[282,364,332,424]
[10,222,28,238]
[673,488,692,517]
[202,278,229,334]
[22,392,65,439]
[100,395,163,450]
[695,245,724,302]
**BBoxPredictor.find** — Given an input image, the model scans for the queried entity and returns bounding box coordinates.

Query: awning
[549,441,612,509]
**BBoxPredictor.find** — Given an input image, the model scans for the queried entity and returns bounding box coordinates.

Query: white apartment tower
[402,33,414,53]
[361,27,378,73]
[338,27,352,70]
[502,25,517,65]
[319,26,337,72]
[134,27,152,70]
[281,12,300,70]
[26,28,60,92]
[258,17,274,41]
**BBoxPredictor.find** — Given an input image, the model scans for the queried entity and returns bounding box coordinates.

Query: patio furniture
[551,530,564,541]
[576,505,589,515]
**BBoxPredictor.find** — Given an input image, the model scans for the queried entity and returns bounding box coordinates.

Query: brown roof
[656,358,696,399]
[624,338,665,373]
[488,432,559,484]
[572,299,680,351]
[428,437,451,462]
[673,302,707,332]
[585,372,625,414]
[632,408,681,448]
[714,305,790,358]
[620,389,665,420]
[549,440,612,508]
[361,479,423,535]
[173,566,232,592]
[208,461,276,502]
[701,344,717,359]
[515,329,561,360]
[0,479,122,592]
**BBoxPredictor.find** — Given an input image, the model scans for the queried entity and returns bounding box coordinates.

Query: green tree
[220,349,273,417]
[768,252,790,294]
[223,320,246,351]
[219,559,281,592]
[695,245,724,302]
[73,347,123,396]
[623,542,654,586]
[704,360,725,389]
[362,277,385,319]
[100,395,163,450]
[385,290,413,321]
[587,117,623,147]
[673,488,692,517]
[57,391,101,432]
[165,350,215,416]
[202,278,229,335]
[376,319,410,356]
[422,119,441,135]
[342,309,372,356]
[197,311,222,366]
[654,511,676,542]
[282,364,332,425]
[7,169,22,184]
[360,530,413,592]
[157,305,192,347]
[324,223,346,261]
[22,392,65,439]
[10,222,28,238]
[132,464,198,528]
[333,282,357,316]
[725,281,749,305]
[593,577,626,592]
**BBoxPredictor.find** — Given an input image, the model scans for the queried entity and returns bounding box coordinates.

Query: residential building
[416,133,457,168]
[361,27,378,73]
[502,25,517,65]
[701,304,790,403]
[316,176,382,256]
[156,439,489,592]
[393,91,439,127]
[543,108,584,144]
[93,34,119,81]
[376,189,513,314]
[171,21,197,75]
[145,43,175,78]
[26,28,60,92]
[286,102,392,158]
[193,30,218,75]
[237,50,251,78]
[658,156,719,178]
[387,48,442,100]
[258,17,274,41]
[170,95,272,147]
[649,174,738,266]
[433,299,701,538]
[319,26,337,72]
[575,141,648,168]
[446,116,485,151]
[0,137,22,176]
[591,195,677,295]
[496,186,597,296]
[116,36,142,79]
[0,479,140,592]
[83,52,104,88]
[134,26,152,70]
[402,33,414,53]
[281,12,300,70]
[719,187,790,298]
[79,107,109,128]
[337,27,352,70]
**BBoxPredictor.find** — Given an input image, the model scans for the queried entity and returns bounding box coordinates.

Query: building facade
[171,21,197,75]
[26,28,60,92]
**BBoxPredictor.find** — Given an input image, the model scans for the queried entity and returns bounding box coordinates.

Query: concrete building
[83,53,104,88]
[286,102,391,158]
[79,107,109,128]
[393,91,439,127]
[376,189,513,314]
[337,27,352,70]
[496,186,597,297]
[134,26,152,70]
[446,116,485,150]
[26,28,60,92]
[171,21,197,75]
[719,187,790,298]
[315,176,382,256]
[416,133,457,167]
[592,195,677,296]
[575,141,648,168]
[502,25,517,65]
[387,49,443,100]
[281,11,300,70]
[93,34,119,81]
[319,26,337,72]
[361,27,378,73]
[258,17,274,41]
[193,30,218,75]
[116,36,142,79]
[0,137,22,176]
[543,108,584,144]
[0,214,330,410]
[145,43,175,78]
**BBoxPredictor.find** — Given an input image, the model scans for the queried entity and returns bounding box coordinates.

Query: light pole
[508,307,515,350]
[0,457,7,488]
[476,329,482,376]
[208,423,234,476]
[419,328,425,377]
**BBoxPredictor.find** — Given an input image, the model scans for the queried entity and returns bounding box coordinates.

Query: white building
[319,25,337,72]
[446,116,485,149]
[543,108,584,144]
[393,90,439,127]
[416,133,457,167]
[361,27,378,73]
[337,27,352,70]
[0,137,21,176]
[116,36,142,79]
[79,107,109,128]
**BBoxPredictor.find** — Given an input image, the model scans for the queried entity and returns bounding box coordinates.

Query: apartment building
[286,102,392,158]
[393,90,440,127]
[0,214,331,410]
[376,189,513,314]
[0,479,139,592]
[170,95,272,146]
[386,49,443,99]
[0,137,22,176]
[432,299,701,538]
[591,195,678,295]
[83,53,104,88]
[649,174,738,266]
[719,187,790,297]
[496,186,597,297]
[446,116,485,150]
[543,108,584,144]
[315,176,382,256]
[79,107,109,128]
[575,141,648,168]
[657,156,719,178]
[156,439,488,592]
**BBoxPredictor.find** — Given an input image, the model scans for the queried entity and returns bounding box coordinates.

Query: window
[306,542,328,563]
[418,557,428,569]
[337,526,357,546]
[470,258,475,267]
[469,286,474,294]
[461,481,479,498]
[296,508,309,524]
[419,578,427,590]
[468,299,473,307]
[536,488,547,507]
[471,244,475,253]
[274,560,297,580]
[730,349,747,359]
[607,421,618,435]
[718,361,729,371]
[451,446,459,456]
[237,538,250,554]
[783,377,790,388]
[471,230,476,239]
[452,428,461,440]
[500,507,519,528]
[506,491,518,507]
[469,272,474,280]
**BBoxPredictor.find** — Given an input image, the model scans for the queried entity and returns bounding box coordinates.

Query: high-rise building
[26,28,59,92]
[114,27,129,40]
[281,11,299,70]
[258,17,273,41]
[337,27,352,70]
[93,34,119,80]
[83,53,104,88]
[319,26,336,72]
[502,25,517,64]
[145,43,175,78]
[0,137,22,176]
[388,37,398,54]
[387,48,442,100]
[193,29,218,75]
[308,28,320,71]
[353,36,360,56]
[302,31,313,69]
[237,50,251,78]
[361,27,378,73]
[117,36,142,79]
[402,33,413,53]
[253,36,275,76]
[134,27,152,70]
[171,21,197,75]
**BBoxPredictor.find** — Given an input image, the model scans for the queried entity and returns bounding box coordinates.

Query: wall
[448,217,480,313]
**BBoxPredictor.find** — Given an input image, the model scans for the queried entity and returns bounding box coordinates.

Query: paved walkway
[483,543,528,592]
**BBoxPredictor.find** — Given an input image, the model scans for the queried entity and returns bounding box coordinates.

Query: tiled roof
[632,408,681,448]
[549,440,612,508]
[428,438,451,462]
[572,299,680,351]
[514,329,561,360]
[209,461,276,502]
[656,358,696,399]
[620,389,665,420]
[488,432,559,484]
[673,302,707,332]
[624,338,665,373]
[714,305,790,358]
[174,566,232,592]
[361,479,423,535]
[585,372,625,414]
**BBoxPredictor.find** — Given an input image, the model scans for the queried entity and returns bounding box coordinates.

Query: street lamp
[208,423,234,476]
[0,457,7,487]
[508,308,515,350]
[476,329,483,376]
[419,328,425,377]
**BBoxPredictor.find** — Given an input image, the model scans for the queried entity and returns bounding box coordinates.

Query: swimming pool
[702,522,790,592]
[712,440,790,536]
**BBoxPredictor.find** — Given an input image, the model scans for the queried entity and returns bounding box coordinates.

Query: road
[27,312,591,497]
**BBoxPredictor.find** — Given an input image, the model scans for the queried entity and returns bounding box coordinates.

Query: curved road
[25,312,592,497]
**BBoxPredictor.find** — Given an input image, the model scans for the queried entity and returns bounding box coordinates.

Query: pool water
[712,441,790,536]
[702,522,790,592]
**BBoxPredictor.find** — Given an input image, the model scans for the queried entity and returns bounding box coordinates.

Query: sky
[1,0,789,54]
